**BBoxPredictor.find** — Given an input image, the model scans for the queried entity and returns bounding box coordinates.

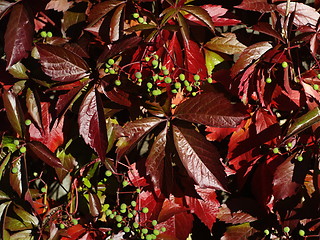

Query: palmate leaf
[172,124,227,191]
[4,3,34,69]
[174,91,247,128]
[204,33,246,55]
[37,44,90,82]
[184,39,207,80]
[235,0,274,13]
[78,87,108,161]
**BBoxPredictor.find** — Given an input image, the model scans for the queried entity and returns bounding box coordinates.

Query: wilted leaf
[205,33,246,55]
[78,88,108,161]
[116,117,166,160]
[46,0,72,12]
[4,3,34,69]
[277,3,320,27]
[27,141,65,169]
[172,124,227,191]
[37,44,90,82]
[231,41,272,78]
[174,91,247,128]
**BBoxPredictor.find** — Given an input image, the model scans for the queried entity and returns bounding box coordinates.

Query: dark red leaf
[252,22,284,43]
[185,186,220,229]
[27,141,65,169]
[216,204,257,224]
[146,124,168,189]
[29,102,64,152]
[137,189,164,223]
[78,88,108,161]
[174,91,247,128]
[157,197,189,223]
[110,3,125,42]
[206,126,240,142]
[87,0,124,26]
[116,117,165,160]
[88,192,102,218]
[184,39,207,80]
[172,124,228,191]
[103,87,132,107]
[37,44,90,82]
[26,88,42,129]
[4,3,34,69]
[235,0,275,12]
[0,1,15,19]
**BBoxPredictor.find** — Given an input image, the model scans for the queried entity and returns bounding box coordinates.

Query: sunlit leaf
[222,222,257,240]
[46,0,72,12]
[205,33,246,55]
[110,3,125,42]
[62,10,86,33]
[5,204,39,231]
[235,0,274,12]
[204,49,224,75]
[8,62,28,79]
[26,88,42,129]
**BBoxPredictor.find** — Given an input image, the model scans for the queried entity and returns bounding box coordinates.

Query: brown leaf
[46,0,72,12]
[205,33,246,55]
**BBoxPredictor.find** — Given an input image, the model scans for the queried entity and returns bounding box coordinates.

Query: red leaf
[185,186,220,229]
[88,192,102,218]
[27,141,65,169]
[0,1,15,19]
[157,197,189,223]
[4,3,34,69]
[37,44,90,82]
[231,41,272,78]
[174,91,247,128]
[163,32,183,71]
[206,126,239,142]
[172,124,228,191]
[29,102,64,152]
[252,22,284,43]
[146,124,168,189]
[61,225,86,240]
[216,204,257,224]
[78,88,108,161]
[116,117,166,160]
[137,189,164,223]
[235,0,275,12]
[110,4,125,42]
[277,3,320,27]
[184,39,207,80]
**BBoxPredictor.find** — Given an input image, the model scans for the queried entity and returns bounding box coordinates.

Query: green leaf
[286,107,320,137]
[125,24,157,33]
[8,62,28,79]
[26,88,42,129]
[0,152,11,182]
[5,205,38,231]
[204,49,224,75]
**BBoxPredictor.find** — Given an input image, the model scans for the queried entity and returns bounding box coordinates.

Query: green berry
[153,229,160,235]
[297,155,303,162]
[317,74,320,79]
[132,13,139,19]
[40,31,47,38]
[272,147,279,154]
[122,180,129,187]
[106,209,112,216]
[133,222,139,228]
[174,82,181,89]
[152,60,158,67]
[146,235,152,240]
[11,167,18,174]
[283,226,290,233]
[287,142,293,148]
[123,226,130,233]
[135,72,142,79]
[105,63,111,68]
[47,32,53,38]
[105,170,112,177]
[161,227,166,232]
[194,74,200,81]
[13,140,20,145]
[264,229,270,235]
[147,82,153,89]
[171,89,178,94]
[282,61,288,68]
[109,68,116,74]
[313,84,319,90]
[184,80,190,87]
[186,86,192,92]
[116,215,123,222]
[115,80,121,86]
[299,229,305,236]
[128,213,133,218]
[25,119,32,126]
[138,17,144,23]
[138,78,143,83]
[192,92,197,96]
[109,214,115,219]
[164,77,172,83]
[207,77,213,83]
[20,146,27,153]
[107,59,115,65]
[151,220,157,226]
[179,74,185,81]
[131,201,137,207]
[132,210,137,215]
[71,219,78,225]
[120,203,127,210]
[171,104,176,108]
[142,207,149,213]
[59,223,65,229]
[136,188,141,193]
[161,66,167,71]
[33,172,38,177]
[152,74,158,81]
[266,77,272,83]
[104,68,109,73]
[40,187,46,193]
[163,69,169,76]
[117,223,122,228]
[145,57,150,61]
[153,54,159,60]
[120,209,126,213]
[142,228,148,234]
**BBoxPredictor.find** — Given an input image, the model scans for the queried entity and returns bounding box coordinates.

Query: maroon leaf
[184,39,207,80]
[103,87,132,107]
[277,3,320,27]
[216,204,257,224]
[174,91,247,128]
[87,0,124,26]
[137,189,164,223]
[26,88,42,129]
[88,192,102,218]
[185,186,220,229]
[172,124,228,191]
[10,157,22,196]
[2,89,25,137]
[230,41,272,78]
[252,22,284,43]
[37,44,90,82]
[157,197,189,223]
[110,3,125,42]
[0,1,15,19]
[78,87,108,161]
[4,3,34,69]
[27,141,65,169]
[116,117,166,160]
[62,11,86,33]
[146,123,168,189]
[235,0,275,12]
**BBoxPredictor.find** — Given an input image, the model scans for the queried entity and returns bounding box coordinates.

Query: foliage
[0,0,319,239]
